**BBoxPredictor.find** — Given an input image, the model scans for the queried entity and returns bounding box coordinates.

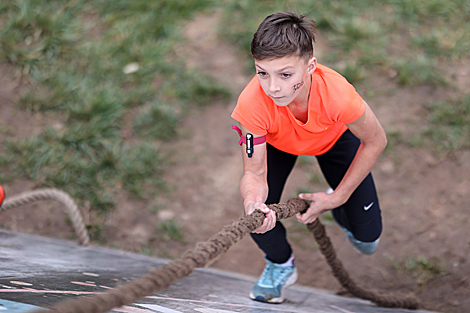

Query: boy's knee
[350,218,382,243]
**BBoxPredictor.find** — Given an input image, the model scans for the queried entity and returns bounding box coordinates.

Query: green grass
[0,0,229,217]
[86,222,106,243]
[221,0,470,87]
[220,0,470,151]
[2,0,470,244]
[296,155,313,166]
[158,219,185,242]
[320,210,335,226]
[394,256,447,285]
[416,93,470,151]
[286,220,317,249]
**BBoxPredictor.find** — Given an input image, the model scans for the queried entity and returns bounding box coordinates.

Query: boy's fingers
[258,211,276,232]
[260,207,271,214]
[268,210,276,222]
[254,203,270,214]
[299,193,314,200]
[296,211,317,224]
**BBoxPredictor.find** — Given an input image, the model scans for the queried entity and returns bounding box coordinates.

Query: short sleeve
[320,72,365,124]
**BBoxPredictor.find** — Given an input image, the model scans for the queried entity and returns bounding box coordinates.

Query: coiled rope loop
[307,218,419,309]
[1,188,89,246]
[28,197,418,313]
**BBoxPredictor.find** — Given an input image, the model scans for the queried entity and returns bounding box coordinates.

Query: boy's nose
[269,79,280,93]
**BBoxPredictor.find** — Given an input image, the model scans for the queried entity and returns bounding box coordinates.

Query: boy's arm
[297,100,387,224]
[238,123,276,234]
[334,100,387,201]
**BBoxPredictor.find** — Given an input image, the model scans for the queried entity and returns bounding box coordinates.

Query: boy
[231,12,387,303]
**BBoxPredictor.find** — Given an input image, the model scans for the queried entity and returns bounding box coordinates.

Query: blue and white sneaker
[332,208,379,255]
[249,258,298,303]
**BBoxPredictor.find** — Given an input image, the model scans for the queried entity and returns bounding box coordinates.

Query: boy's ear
[307,57,317,74]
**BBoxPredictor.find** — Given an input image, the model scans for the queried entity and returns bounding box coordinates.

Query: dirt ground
[1,12,470,313]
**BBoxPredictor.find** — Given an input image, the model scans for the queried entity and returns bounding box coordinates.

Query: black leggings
[250,130,382,264]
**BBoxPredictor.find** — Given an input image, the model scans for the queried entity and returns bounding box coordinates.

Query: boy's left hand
[296,192,338,224]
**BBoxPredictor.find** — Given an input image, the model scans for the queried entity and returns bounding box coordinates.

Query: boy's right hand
[245,201,277,234]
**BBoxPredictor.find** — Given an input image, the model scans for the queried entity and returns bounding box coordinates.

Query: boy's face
[254,55,316,107]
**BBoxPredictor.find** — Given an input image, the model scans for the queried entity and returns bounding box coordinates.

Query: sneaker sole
[249,268,298,304]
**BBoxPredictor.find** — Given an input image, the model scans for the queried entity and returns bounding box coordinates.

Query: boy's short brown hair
[251,11,316,62]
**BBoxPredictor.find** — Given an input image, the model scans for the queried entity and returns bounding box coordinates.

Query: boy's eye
[257,71,267,77]
[281,73,292,78]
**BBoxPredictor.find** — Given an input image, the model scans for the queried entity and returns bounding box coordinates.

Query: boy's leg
[249,143,298,303]
[316,130,382,249]
[250,143,298,263]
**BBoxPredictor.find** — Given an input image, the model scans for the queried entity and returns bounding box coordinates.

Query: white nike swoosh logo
[364,202,374,211]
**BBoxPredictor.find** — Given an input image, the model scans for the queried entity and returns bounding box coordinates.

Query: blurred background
[0,1,469,312]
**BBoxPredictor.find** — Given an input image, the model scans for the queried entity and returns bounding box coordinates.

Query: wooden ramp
[0,230,437,313]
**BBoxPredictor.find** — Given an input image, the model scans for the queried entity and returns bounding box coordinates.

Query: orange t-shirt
[231,64,365,156]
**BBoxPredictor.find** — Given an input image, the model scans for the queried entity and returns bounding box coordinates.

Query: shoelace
[260,264,291,286]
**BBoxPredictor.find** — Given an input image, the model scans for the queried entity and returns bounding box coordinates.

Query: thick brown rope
[28,197,418,313]
[307,219,419,309]
[1,188,89,246]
